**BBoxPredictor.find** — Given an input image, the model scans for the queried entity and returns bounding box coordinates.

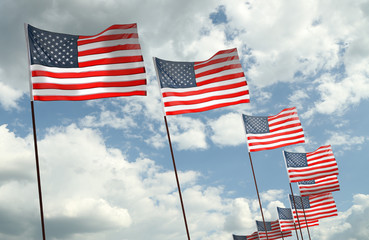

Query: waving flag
[154,48,250,115]
[256,220,292,240]
[277,207,319,232]
[298,175,340,196]
[242,107,305,152]
[26,24,147,101]
[284,145,339,182]
[289,193,338,221]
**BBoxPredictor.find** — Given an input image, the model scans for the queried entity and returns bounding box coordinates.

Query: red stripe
[78,33,139,46]
[196,72,246,87]
[194,48,237,64]
[268,116,299,128]
[249,140,305,152]
[248,134,305,147]
[194,56,239,70]
[78,44,141,56]
[164,90,249,107]
[33,80,146,90]
[78,24,137,39]
[32,67,145,78]
[165,99,250,115]
[195,63,242,78]
[308,153,335,162]
[269,123,302,133]
[247,128,304,141]
[288,163,338,173]
[78,55,144,67]
[33,91,146,101]
[162,81,247,97]
[268,107,297,120]
[307,159,337,167]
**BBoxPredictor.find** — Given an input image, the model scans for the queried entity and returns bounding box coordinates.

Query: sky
[0,0,369,239]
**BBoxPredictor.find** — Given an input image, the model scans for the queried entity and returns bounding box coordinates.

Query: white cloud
[209,112,245,147]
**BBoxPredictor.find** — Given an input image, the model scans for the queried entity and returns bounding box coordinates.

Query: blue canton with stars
[28,24,78,68]
[277,207,293,220]
[284,151,308,167]
[299,179,315,185]
[289,195,311,209]
[155,58,197,88]
[232,235,247,240]
[242,115,270,134]
[256,220,272,231]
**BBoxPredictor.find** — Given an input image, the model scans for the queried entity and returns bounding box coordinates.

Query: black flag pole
[248,152,269,240]
[289,183,304,240]
[25,23,47,240]
[163,116,191,240]
[299,196,312,240]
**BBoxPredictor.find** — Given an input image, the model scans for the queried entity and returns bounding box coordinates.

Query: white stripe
[194,59,241,74]
[246,126,304,143]
[161,77,246,94]
[195,68,244,84]
[195,51,238,64]
[164,95,249,113]
[32,74,147,84]
[78,27,137,41]
[249,137,305,151]
[78,38,140,52]
[269,119,301,131]
[33,85,147,96]
[162,85,249,103]
[31,62,145,72]
[78,49,143,62]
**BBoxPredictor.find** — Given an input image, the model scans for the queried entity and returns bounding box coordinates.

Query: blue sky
[1,0,369,239]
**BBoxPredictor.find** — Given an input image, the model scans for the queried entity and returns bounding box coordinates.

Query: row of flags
[234,110,341,238]
[25,23,340,239]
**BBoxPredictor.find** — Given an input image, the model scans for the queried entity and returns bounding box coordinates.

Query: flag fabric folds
[284,145,339,182]
[298,175,340,197]
[153,48,250,115]
[256,220,292,240]
[242,107,305,152]
[26,24,147,101]
[277,207,319,232]
[289,193,338,221]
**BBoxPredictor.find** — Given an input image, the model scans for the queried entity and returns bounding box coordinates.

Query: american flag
[233,234,248,240]
[289,193,338,221]
[298,175,340,196]
[242,107,305,152]
[256,220,292,240]
[154,48,250,115]
[284,145,339,182]
[277,207,319,232]
[26,24,147,101]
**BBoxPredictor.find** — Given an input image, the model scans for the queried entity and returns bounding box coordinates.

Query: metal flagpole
[25,23,47,240]
[164,116,191,240]
[299,197,312,240]
[248,152,269,240]
[289,183,304,240]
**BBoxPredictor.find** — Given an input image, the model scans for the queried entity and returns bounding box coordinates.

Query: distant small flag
[256,220,292,240]
[289,193,338,221]
[298,175,340,196]
[243,107,305,152]
[26,24,147,101]
[284,145,339,182]
[233,234,248,240]
[277,207,319,232]
[154,48,250,115]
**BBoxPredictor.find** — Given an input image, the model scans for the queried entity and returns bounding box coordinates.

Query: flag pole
[30,101,47,240]
[164,116,191,240]
[25,23,47,240]
[248,152,269,240]
[289,184,304,240]
[299,197,312,240]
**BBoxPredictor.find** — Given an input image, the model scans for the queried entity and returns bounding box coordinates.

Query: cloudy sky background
[1,0,369,239]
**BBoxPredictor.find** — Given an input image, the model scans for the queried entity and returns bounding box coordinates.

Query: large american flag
[242,107,305,152]
[154,48,250,115]
[26,24,147,101]
[284,145,339,182]
[298,175,340,197]
[256,220,292,240]
[289,193,338,221]
[277,207,319,232]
